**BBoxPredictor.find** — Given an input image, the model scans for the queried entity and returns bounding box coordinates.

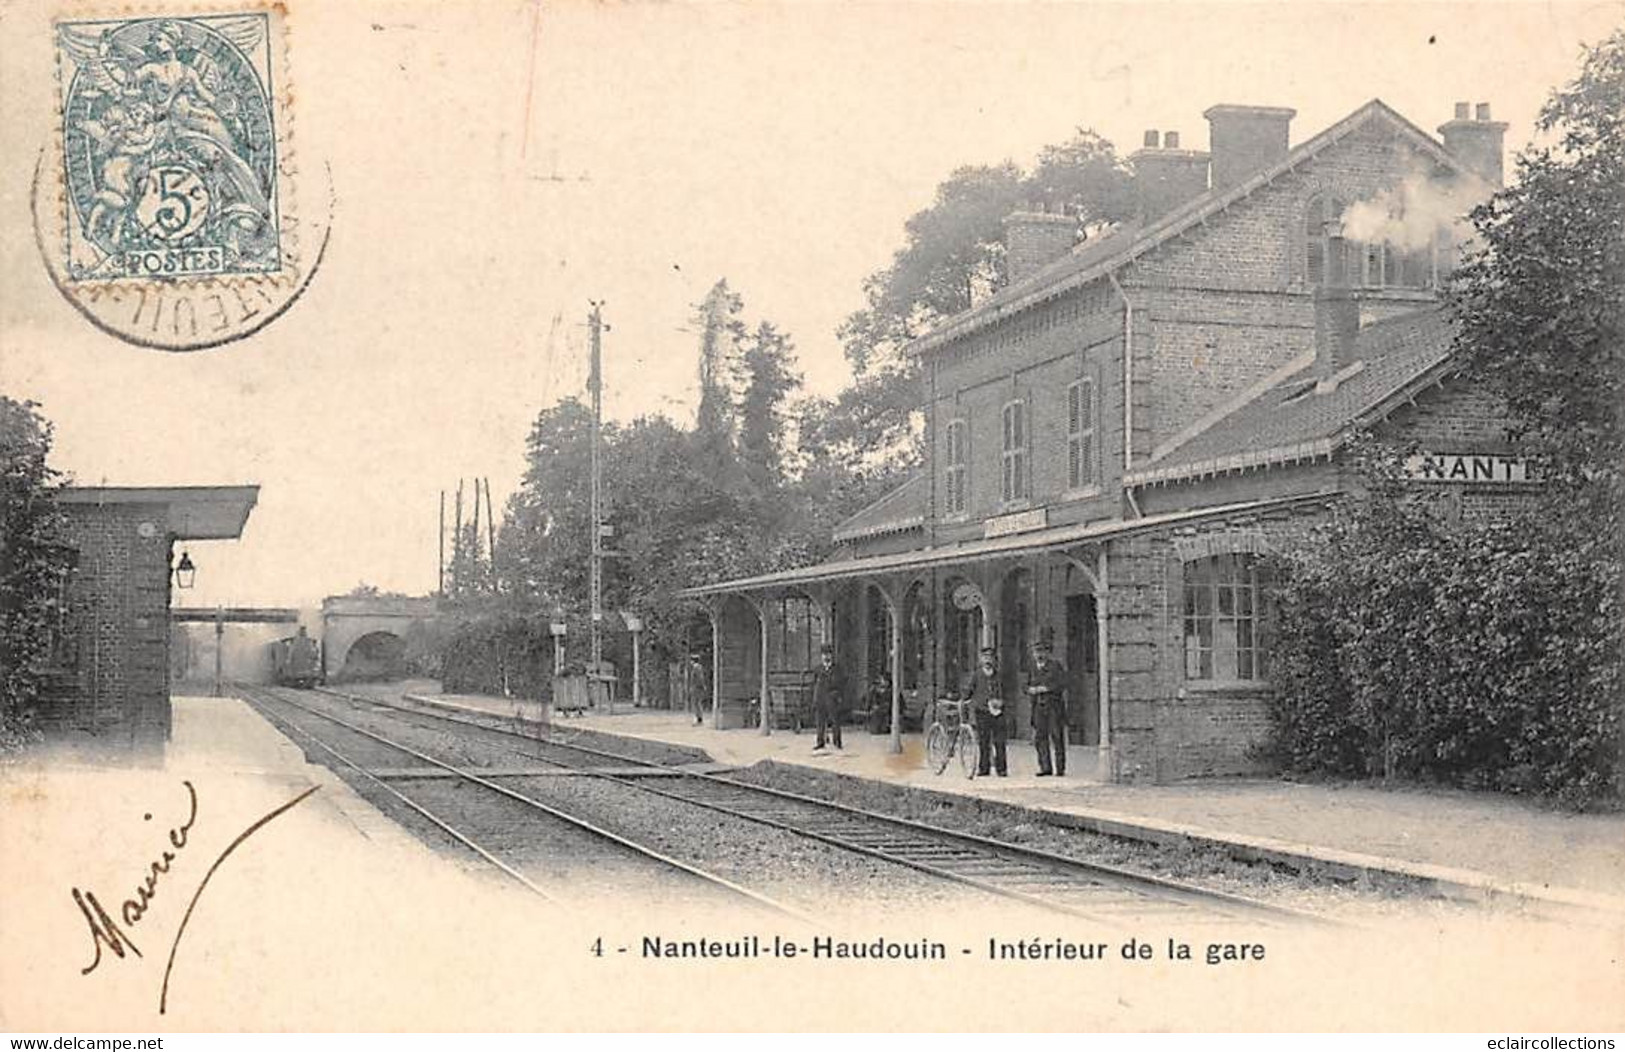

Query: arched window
[940,579,984,695]
[1305,194,1349,286]
[901,582,930,692]
[768,594,820,671]
[1307,193,1448,290]
[1182,553,1271,682]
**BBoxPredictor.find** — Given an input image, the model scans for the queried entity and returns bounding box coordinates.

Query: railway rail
[274,684,1333,929]
[238,684,810,921]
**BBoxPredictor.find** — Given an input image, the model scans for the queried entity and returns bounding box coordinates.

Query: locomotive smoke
[1341,168,1484,251]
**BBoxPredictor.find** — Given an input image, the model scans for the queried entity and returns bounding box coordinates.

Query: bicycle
[925,698,979,779]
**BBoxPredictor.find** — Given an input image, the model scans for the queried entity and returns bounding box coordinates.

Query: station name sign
[1403,453,1534,484]
[984,508,1048,539]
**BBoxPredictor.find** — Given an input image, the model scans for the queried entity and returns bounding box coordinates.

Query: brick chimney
[1131,130,1210,223]
[1438,101,1508,186]
[1204,104,1296,192]
[1003,204,1077,284]
[1313,284,1361,376]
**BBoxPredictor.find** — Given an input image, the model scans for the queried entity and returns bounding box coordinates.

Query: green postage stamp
[57,13,282,281]
[41,7,326,350]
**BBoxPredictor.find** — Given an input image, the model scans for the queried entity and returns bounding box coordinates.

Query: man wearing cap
[961,645,1008,777]
[686,652,710,726]
[1023,631,1069,776]
[809,643,845,750]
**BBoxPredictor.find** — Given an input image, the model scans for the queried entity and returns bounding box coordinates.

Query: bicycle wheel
[956,725,980,780]
[925,722,952,774]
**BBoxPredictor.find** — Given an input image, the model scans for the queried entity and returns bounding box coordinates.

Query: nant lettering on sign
[1403,454,1533,483]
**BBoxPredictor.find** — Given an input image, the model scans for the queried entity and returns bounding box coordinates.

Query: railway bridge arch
[321,594,438,681]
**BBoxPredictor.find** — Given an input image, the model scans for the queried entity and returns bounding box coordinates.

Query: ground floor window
[901,584,931,691]
[769,594,820,671]
[941,586,982,694]
[1182,553,1270,682]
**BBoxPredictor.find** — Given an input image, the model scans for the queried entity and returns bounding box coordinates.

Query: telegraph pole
[588,303,605,708]
[483,477,497,593]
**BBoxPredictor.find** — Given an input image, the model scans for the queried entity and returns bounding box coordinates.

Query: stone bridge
[321,595,438,680]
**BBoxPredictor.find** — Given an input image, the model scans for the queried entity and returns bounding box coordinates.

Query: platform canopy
[56,485,260,539]
[678,493,1329,598]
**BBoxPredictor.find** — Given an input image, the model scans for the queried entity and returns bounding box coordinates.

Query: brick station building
[35,485,259,753]
[682,99,1536,782]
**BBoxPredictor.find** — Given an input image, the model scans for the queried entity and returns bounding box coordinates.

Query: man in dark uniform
[961,646,1008,776]
[1023,631,1068,776]
[686,652,710,726]
[809,643,844,750]
[864,668,893,735]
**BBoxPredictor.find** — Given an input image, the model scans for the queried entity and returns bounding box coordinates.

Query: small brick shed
[38,485,258,753]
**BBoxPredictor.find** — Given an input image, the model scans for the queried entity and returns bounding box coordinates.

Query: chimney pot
[1203,104,1296,191]
[1003,208,1078,285]
[1143,130,1160,148]
[1439,101,1509,185]
[1314,285,1361,375]
[1131,141,1210,222]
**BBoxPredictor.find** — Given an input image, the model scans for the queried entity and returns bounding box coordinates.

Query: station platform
[0,695,568,1030]
[416,696,1625,913]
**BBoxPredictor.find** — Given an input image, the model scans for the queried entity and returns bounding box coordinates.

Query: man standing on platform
[686,652,710,726]
[962,646,1008,777]
[1024,630,1068,777]
[810,643,844,751]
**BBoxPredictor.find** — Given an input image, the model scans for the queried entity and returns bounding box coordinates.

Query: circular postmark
[38,10,330,352]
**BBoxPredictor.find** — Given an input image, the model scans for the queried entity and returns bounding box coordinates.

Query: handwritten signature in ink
[70,780,318,1013]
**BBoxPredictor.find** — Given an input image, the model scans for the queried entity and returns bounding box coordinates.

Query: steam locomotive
[269,629,323,688]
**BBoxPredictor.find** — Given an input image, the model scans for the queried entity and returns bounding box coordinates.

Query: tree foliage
[1268,35,1625,806]
[1265,475,1620,806]
[1448,29,1625,493]
[448,286,909,702]
[837,130,1133,454]
[737,321,800,497]
[692,278,746,482]
[0,397,68,750]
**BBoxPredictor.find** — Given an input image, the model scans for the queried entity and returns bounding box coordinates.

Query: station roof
[679,493,1330,598]
[908,99,1472,355]
[56,485,260,539]
[831,474,926,544]
[1127,307,1456,486]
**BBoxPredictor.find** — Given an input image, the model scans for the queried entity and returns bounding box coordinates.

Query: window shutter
[1082,378,1095,486]
[1024,399,1033,499]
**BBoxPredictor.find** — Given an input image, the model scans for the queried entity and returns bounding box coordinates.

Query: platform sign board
[983,507,1048,539]
[1404,453,1534,483]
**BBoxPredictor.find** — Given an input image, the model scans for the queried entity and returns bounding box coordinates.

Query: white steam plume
[1341,170,1485,251]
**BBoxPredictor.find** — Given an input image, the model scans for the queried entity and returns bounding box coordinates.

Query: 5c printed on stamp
[38,7,328,351]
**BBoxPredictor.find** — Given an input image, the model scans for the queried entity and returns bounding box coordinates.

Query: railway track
[279,685,1333,929]
[238,684,810,921]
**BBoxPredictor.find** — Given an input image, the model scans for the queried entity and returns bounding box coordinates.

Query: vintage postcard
[2,0,1622,1037]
